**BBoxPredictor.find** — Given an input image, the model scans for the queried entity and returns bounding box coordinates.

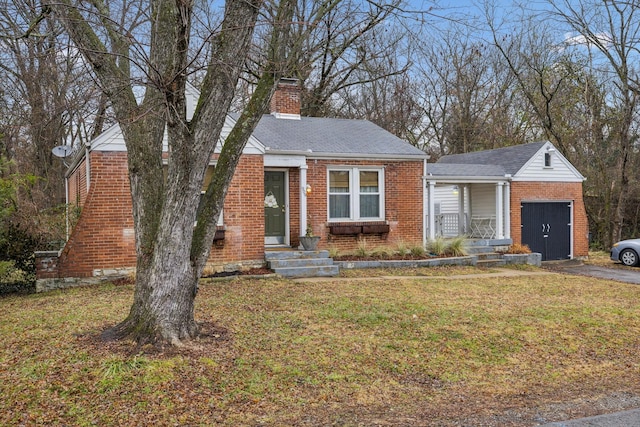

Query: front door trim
[264,168,289,246]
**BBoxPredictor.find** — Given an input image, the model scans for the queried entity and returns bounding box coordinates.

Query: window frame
[327,166,385,222]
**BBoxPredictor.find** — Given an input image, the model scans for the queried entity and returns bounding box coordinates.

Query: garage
[521,202,572,261]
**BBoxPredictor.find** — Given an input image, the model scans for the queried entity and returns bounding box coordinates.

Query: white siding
[433,186,460,214]
[470,183,495,216]
[514,144,584,182]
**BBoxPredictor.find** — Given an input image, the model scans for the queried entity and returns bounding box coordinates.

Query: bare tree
[548,0,640,245]
[41,0,298,345]
[414,23,531,157]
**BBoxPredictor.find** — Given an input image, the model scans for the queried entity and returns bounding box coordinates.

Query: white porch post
[428,180,436,240]
[458,185,465,235]
[495,182,504,239]
[300,164,308,238]
[504,181,511,239]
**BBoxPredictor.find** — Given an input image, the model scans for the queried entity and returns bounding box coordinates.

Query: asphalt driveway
[543,260,640,285]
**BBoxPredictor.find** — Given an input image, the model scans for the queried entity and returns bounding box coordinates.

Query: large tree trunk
[49,0,296,345]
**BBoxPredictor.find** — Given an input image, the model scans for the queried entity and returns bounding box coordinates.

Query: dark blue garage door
[521,202,571,261]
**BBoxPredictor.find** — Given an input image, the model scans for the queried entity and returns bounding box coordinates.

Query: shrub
[447,236,468,257]
[355,239,371,257]
[372,246,393,259]
[0,224,37,294]
[394,240,410,257]
[327,245,340,258]
[409,244,426,257]
[0,259,33,294]
[427,237,447,256]
[505,243,531,254]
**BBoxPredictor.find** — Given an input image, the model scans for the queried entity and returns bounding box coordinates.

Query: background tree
[547,0,640,246]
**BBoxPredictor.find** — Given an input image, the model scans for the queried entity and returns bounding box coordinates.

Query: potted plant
[299,221,320,251]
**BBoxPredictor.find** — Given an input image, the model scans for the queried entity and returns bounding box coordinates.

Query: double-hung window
[328,168,384,221]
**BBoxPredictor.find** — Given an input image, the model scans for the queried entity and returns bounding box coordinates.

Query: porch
[424,177,512,246]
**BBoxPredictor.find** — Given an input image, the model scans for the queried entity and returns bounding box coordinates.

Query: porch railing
[427,214,496,239]
[428,213,468,237]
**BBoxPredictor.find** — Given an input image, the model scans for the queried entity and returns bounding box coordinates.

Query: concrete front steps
[466,245,506,268]
[265,250,339,278]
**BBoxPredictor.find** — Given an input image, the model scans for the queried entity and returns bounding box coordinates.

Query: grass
[2,270,640,425]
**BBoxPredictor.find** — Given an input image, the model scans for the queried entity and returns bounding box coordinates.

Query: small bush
[394,240,410,257]
[447,236,468,257]
[409,244,426,257]
[427,237,447,256]
[0,224,37,294]
[505,243,531,254]
[327,245,340,258]
[372,246,393,259]
[355,239,371,257]
[0,260,33,294]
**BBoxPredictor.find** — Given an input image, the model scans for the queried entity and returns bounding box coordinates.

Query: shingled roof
[249,114,427,159]
[436,142,546,176]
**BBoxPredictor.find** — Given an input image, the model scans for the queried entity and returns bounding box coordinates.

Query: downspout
[65,175,69,241]
[85,144,91,192]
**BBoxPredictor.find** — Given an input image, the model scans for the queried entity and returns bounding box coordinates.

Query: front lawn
[2,270,640,426]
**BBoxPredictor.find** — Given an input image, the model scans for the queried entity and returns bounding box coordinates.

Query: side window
[544,152,552,168]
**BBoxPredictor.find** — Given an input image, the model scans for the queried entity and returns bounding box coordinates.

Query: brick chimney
[270,78,301,120]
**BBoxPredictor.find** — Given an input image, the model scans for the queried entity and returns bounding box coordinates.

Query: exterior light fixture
[452,185,459,196]
[305,184,312,195]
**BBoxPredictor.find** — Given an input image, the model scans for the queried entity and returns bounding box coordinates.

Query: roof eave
[425,175,511,183]
[265,149,429,161]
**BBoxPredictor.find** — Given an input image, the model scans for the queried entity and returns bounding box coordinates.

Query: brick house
[37,80,429,281]
[426,142,589,260]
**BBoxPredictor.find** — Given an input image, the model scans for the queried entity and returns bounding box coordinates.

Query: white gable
[513,141,585,182]
[89,84,265,155]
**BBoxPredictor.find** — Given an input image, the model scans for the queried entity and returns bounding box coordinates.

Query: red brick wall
[50,151,424,278]
[300,159,424,251]
[510,181,589,257]
[55,152,266,277]
[207,155,265,267]
[58,151,136,277]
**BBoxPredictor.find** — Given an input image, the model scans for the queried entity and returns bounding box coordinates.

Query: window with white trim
[328,168,384,221]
